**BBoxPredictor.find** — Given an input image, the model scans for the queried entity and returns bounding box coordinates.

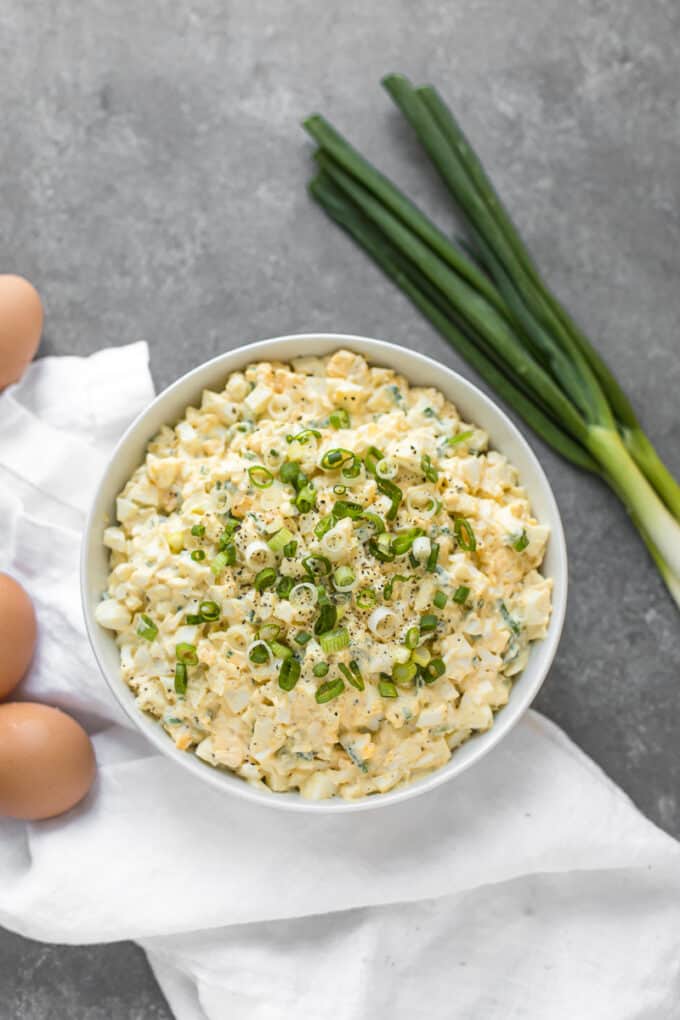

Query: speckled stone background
[1,0,679,1015]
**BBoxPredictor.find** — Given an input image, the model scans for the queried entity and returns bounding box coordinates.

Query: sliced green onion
[333,565,355,588]
[211,551,229,576]
[392,661,417,686]
[287,428,321,445]
[174,662,188,695]
[137,614,158,641]
[248,465,274,489]
[421,454,438,483]
[304,554,332,577]
[355,587,378,609]
[254,567,277,592]
[268,526,295,552]
[426,541,440,572]
[360,511,386,534]
[513,531,529,552]
[190,549,206,562]
[454,517,477,552]
[295,483,316,513]
[453,584,470,605]
[190,524,205,537]
[339,661,365,691]
[279,657,301,691]
[221,515,242,536]
[199,600,220,621]
[313,661,330,677]
[276,575,296,599]
[329,408,350,429]
[283,540,298,558]
[249,643,270,664]
[294,630,312,646]
[419,613,438,633]
[315,678,345,703]
[404,625,420,649]
[320,448,357,474]
[315,514,336,539]
[333,484,347,495]
[377,478,403,520]
[279,460,300,485]
[176,642,198,665]
[259,622,281,642]
[378,678,398,698]
[391,527,424,556]
[186,613,203,625]
[314,601,338,636]
[424,658,446,683]
[319,627,350,653]
[433,590,447,609]
[369,532,395,562]
[332,499,364,519]
[364,446,384,475]
[270,640,293,660]
[446,430,474,447]
[383,574,408,600]
[412,646,431,667]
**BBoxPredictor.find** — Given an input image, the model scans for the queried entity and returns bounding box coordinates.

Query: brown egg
[0,703,96,820]
[0,274,43,389]
[0,573,37,700]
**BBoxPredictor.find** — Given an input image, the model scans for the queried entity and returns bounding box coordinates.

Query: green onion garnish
[332,500,364,519]
[314,592,338,635]
[319,627,350,653]
[454,517,477,552]
[453,585,470,605]
[433,590,447,610]
[412,646,431,667]
[268,526,295,552]
[364,446,384,475]
[174,662,188,695]
[254,567,277,592]
[421,454,438,483]
[424,658,446,683]
[391,527,424,556]
[248,465,274,489]
[211,551,229,576]
[186,613,203,625]
[283,540,298,558]
[320,448,355,471]
[287,428,321,445]
[404,626,420,649]
[419,614,438,633]
[383,574,408,600]
[249,643,270,664]
[329,408,350,429]
[315,678,345,703]
[279,657,301,691]
[339,661,365,691]
[369,533,395,562]
[176,642,198,665]
[514,531,529,552]
[279,460,300,485]
[276,575,296,599]
[446,430,474,447]
[426,541,440,572]
[190,524,205,537]
[377,478,403,520]
[333,565,355,588]
[259,622,281,642]
[303,554,331,577]
[378,678,398,698]
[392,661,417,686]
[314,515,336,539]
[199,600,220,621]
[333,484,347,495]
[270,640,293,660]
[137,614,158,641]
[360,511,386,534]
[294,630,312,646]
[190,549,206,562]
[313,661,329,677]
[355,587,377,609]
[295,483,316,513]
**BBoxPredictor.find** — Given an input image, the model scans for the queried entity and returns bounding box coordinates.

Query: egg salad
[96,350,552,800]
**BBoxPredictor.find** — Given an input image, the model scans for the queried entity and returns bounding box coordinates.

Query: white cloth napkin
[1,343,679,1020]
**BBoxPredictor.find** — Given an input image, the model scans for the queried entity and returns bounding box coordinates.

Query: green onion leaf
[333,565,355,588]
[419,613,438,633]
[329,408,350,429]
[270,640,293,660]
[453,584,470,605]
[319,627,350,654]
[287,428,321,445]
[314,514,336,539]
[446,430,474,447]
[186,613,203,625]
[454,517,477,552]
[424,658,446,683]
[279,657,301,691]
[368,532,395,562]
[360,511,386,534]
[249,643,270,664]
[282,540,298,558]
[276,575,296,599]
[513,531,529,552]
[259,622,281,642]
[248,465,274,489]
[314,600,338,636]
[383,574,409,600]
[294,630,312,646]
[315,678,345,703]
[313,661,330,677]
[421,454,438,483]
[268,526,295,552]
[190,549,206,562]
[355,587,377,609]
[295,483,316,513]
[377,478,403,520]
[199,600,220,621]
[279,460,300,485]
[433,590,447,610]
[190,524,205,537]
[304,554,332,578]
[136,614,157,641]
[391,526,424,556]
[392,661,418,686]
[176,642,198,665]
[174,662,188,695]
[364,446,384,475]
[426,541,440,572]
[254,567,277,592]
[378,679,398,698]
[404,626,420,649]
[332,500,364,519]
[333,484,347,495]
[338,661,365,691]
[211,551,229,576]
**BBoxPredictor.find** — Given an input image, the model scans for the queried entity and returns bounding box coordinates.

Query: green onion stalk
[302,76,680,611]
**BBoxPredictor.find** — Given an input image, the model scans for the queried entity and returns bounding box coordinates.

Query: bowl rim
[81,332,568,813]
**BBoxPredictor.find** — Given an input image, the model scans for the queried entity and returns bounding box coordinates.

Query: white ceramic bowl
[81,333,567,812]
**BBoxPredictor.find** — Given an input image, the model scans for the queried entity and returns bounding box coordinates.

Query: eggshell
[0,573,37,700]
[0,274,43,389]
[0,703,96,820]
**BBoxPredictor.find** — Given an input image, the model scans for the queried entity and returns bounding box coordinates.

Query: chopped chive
[279,657,301,691]
[315,677,345,703]
[254,567,277,592]
[426,541,440,572]
[199,600,220,621]
[190,549,206,562]
[377,478,403,520]
[421,453,438,483]
[190,524,205,537]
[319,627,350,654]
[283,540,298,558]
[514,530,530,552]
[136,614,157,641]
[294,630,312,646]
[404,626,420,649]
[249,643,270,664]
[270,640,293,660]
[378,679,398,698]
[333,565,355,588]
[176,642,198,665]
[392,661,417,686]
[424,658,446,683]
[433,590,447,609]
[355,587,377,609]
[174,662,188,695]
[276,575,296,599]
[329,408,351,429]
[248,465,274,488]
[313,661,330,677]
[333,484,347,495]
[446,430,474,447]
[268,526,295,552]
[279,460,300,485]
[453,584,470,605]
[419,613,438,633]
[303,554,331,577]
[454,517,477,552]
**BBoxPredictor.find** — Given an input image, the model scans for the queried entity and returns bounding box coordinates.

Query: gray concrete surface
[1,0,679,1015]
